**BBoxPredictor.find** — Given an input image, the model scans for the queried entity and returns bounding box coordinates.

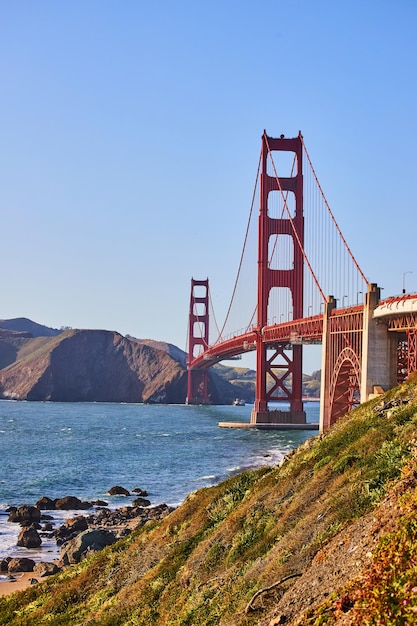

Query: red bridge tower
[186,278,210,405]
[251,132,306,425]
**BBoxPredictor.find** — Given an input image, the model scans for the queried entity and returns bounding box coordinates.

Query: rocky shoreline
[0,486,174,589]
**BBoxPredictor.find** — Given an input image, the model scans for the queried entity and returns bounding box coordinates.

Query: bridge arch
[328,347,361,426]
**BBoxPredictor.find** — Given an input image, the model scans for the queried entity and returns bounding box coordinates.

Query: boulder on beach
[8,557,35,572]
[132,496,151,507]
[64,516,89,533]
[107,485,130,496]
[54,496,92,510]
[91,499,108,507]
[36,496,56,510]
[33,561,61,577]
[17,526,42,548]
[54,516,89,544]
[59,529,117,565]
[8,504,41,525]
[0,558,10,572]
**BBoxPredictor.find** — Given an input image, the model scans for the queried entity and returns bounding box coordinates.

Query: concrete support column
[360,283,397,402]
[319,296,336,433]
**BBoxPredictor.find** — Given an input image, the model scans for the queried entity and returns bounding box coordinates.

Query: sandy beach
[0,572,36,597]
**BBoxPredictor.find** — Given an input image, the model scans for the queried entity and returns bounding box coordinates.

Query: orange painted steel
[322,306,363,429]
[253,132,305,416]
[186,278,210,405]
[385,310,417,378]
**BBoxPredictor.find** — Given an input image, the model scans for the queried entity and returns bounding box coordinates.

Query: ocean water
[0,400,319,563]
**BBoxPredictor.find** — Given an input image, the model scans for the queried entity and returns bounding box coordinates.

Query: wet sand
[0,572,36,596]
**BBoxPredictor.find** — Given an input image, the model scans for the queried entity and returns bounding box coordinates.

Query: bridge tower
[186,278,210,405]
[251,132,306,425]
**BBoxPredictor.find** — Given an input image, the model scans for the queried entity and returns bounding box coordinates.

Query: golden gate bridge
[186,132,417,432]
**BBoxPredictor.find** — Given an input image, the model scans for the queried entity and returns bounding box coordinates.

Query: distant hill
[0,317,61,337]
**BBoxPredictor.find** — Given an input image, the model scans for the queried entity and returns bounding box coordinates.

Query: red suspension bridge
[186,131,417,432]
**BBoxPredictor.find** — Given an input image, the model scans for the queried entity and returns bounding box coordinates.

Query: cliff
[1,378,417,624]
[0,321,254,404]
[0,328,188,403]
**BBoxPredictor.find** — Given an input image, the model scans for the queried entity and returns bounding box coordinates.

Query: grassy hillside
[2,378,417,624]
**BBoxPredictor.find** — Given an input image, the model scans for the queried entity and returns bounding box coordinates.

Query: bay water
[0,400,319,563]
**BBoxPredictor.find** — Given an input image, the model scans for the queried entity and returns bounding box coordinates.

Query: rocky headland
[0,318,259,404]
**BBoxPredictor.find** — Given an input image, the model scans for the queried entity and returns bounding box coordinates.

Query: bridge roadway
[190,293,417,432]
[191,314,325,369]
[191,295,417,370]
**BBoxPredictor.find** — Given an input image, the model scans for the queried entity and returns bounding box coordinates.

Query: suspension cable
[214,151,262,343]
[208,285,222,339]
[300,135,369,285]
[264,133,327,302]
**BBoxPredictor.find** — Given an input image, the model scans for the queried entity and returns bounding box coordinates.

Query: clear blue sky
[1,1,416,374]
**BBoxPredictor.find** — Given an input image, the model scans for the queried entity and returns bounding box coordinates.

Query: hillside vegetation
[2,377,417,624]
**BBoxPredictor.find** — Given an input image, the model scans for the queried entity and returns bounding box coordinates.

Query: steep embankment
[1,378,417,624]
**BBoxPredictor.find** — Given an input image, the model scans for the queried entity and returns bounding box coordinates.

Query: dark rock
[41,521,55,532]
[29,578,38,585]
[151,503,173,517]
[8,557,35,572]
[132,497,151,507]
[8,504,41,525]
[64,516,89,533]
[59,529,117,565]
[36,496,56,510]
[54,515,89,544]
[0,558,10,571]
[132,488,148,496]
[107,485,130,496]
[33,561,61,577]
[40,513,54,520]
[92,500,108,507]
[17,526,42,548]
[54,496,92,510]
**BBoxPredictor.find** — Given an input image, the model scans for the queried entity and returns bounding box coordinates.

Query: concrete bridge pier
[319,295,337,432]
[360,283,398,402]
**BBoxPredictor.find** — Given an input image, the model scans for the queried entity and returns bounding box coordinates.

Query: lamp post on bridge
[402,271,413,294]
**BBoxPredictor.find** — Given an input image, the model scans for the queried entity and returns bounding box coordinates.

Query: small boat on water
[232,398,245,406]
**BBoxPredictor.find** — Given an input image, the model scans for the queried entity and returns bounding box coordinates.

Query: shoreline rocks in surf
[1,485,175,578]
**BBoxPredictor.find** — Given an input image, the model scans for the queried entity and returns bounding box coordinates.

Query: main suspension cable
[300,135,368,285]
[214,151,262,343]
[264,133,326,302]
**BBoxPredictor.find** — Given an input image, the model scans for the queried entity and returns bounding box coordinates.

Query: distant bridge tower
[186,278,210,405]
[251,132,306,425]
